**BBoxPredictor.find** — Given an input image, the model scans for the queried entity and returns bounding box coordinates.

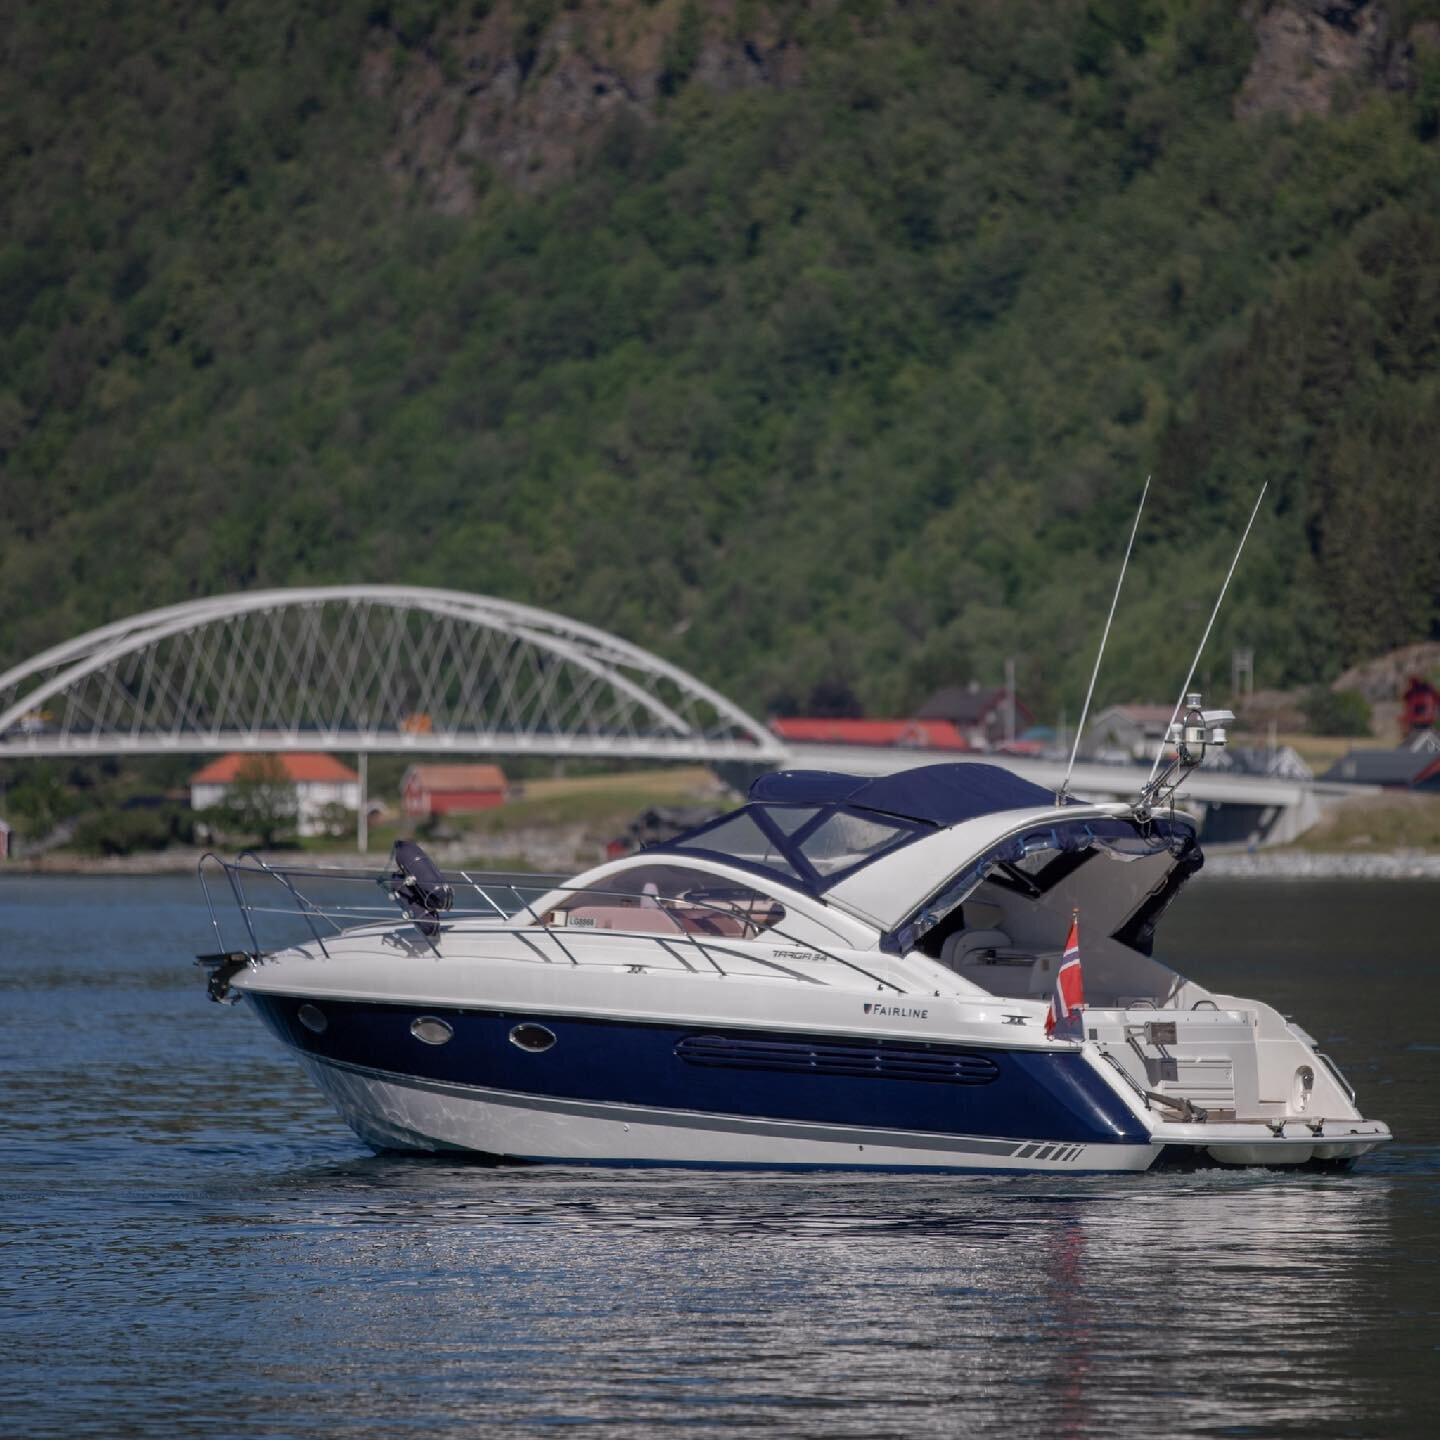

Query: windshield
[656,803,927,894]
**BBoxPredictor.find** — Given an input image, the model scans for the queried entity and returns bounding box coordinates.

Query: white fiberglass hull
[230,925,1392,1174]
[289,1046,1390,1173]
[298,1051,1160,1171]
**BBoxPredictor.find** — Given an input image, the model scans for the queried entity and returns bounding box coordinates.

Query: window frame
[658,802,930,894]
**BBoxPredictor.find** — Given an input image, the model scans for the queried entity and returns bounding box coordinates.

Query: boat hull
[295,1052,1160,1170]
[242,992,1391,1173]
[245,991,1157,1171]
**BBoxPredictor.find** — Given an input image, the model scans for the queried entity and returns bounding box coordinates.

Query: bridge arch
[0,586,783,762]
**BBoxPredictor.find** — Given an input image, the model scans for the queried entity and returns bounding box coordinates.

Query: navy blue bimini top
[651,762,1197,951]
[649,763,1072,898]
[747,763,1066,827]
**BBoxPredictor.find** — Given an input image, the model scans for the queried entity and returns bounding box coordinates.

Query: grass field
[455,766,727,836]
[1292,791,1440,853]
[295,767,731,870]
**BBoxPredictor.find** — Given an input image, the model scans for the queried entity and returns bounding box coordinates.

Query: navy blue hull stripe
[304,1052,1089,1158]
[249,992,1152,1146]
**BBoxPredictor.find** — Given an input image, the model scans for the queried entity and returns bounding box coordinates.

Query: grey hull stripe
[307,1053,1051,1159]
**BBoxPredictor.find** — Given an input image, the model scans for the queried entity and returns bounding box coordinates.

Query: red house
[916,685,1034,749]
[401,764,507,818]
[1402,676,1439,736]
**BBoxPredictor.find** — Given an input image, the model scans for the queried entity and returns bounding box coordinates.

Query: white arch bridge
[0,586,1348,848]
[0,586,785,764]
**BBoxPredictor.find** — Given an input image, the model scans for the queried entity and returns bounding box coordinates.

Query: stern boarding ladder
[1083,1004,1361,1127]
[928,909,1365,1128]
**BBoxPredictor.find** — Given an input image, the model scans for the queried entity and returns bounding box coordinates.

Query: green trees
[2,767,75,841]
[72,805,193,858]
[1302,688,1373,739]
[213,758,299,849]
[0,1,1437,724]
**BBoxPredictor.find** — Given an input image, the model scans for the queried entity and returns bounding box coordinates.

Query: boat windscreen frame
[880,814,1200,955]
[647,802,935,898]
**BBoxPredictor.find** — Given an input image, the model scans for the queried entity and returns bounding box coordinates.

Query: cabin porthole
[297,1003,327,1035]
[509,1023,556,1054]
[410,1016,454,1046]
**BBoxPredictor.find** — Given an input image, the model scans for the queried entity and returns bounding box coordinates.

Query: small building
[916,686,1033,749]
[769,717,970,751]
[401,764,508,819]
[189,753,361,836]
[1320,749,1437,788]
[1081,704,1177,764]
[1208,745,1313,781]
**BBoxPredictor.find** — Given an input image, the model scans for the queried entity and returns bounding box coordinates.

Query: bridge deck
[778,743,1373,809]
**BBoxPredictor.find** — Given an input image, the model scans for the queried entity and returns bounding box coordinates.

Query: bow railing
[195,852,906,996]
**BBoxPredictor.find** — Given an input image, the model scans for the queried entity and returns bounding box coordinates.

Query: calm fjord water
[2,874,1437,1438]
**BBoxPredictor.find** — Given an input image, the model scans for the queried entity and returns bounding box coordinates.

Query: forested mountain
[2,0,1439,724]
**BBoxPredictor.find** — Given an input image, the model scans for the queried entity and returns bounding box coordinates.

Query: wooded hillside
[3,0,1438,722]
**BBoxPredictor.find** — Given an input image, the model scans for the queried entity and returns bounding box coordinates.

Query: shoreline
[1200,849,1440,880]
[4,846,1440,880]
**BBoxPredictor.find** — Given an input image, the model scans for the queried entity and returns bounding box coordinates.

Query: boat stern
[1148,1116,1392,1169]
[1080,1002,1392,1170]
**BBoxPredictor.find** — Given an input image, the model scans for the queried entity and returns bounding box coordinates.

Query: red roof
[190,753,360,785]
[402,764,507,791]
[770,717,970,750]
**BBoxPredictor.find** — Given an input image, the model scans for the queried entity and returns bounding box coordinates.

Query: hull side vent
[676,1034,999,1084]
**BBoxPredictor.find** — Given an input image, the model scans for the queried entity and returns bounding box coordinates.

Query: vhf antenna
[1138,482,1268,811]
[1057,475,1150,803]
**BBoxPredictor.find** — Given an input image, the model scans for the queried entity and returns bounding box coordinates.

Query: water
[2,874,1437,1437]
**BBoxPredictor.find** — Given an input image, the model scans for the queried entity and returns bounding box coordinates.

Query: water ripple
[2,874,1438,1438]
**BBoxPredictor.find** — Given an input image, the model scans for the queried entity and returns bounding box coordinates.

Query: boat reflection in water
[246,1157,1394,1435]
[197,759,1390,1174]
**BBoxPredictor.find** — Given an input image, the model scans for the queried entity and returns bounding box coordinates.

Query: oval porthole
[509,1023,556,1054]
[410,1016,454,1046]
[296,1003,327,1035]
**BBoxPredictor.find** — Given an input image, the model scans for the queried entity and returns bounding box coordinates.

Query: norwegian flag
[1045,914,1085,1039]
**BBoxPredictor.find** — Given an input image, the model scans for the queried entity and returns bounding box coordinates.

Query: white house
[189,753,360,836]
[1082,704,1178,763]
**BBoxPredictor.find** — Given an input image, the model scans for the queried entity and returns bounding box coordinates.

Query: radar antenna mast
[1057,475,1150,803]
[1137,482,1268,812]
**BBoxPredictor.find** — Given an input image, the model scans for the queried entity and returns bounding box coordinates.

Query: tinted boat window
[799,811,911,876]
[671,813,802,879]
[767,806,821,835]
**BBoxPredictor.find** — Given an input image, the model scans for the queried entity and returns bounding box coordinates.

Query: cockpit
[537,862,788,939]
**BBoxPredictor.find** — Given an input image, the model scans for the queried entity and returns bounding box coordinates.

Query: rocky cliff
[364,1,803,209]
[370,1,1440,210]
[1235,1,1427,119]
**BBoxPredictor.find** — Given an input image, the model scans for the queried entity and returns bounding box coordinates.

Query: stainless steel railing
[196,852,907,993]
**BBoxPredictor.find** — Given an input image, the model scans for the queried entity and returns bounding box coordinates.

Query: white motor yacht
[197,755,1390,1172]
